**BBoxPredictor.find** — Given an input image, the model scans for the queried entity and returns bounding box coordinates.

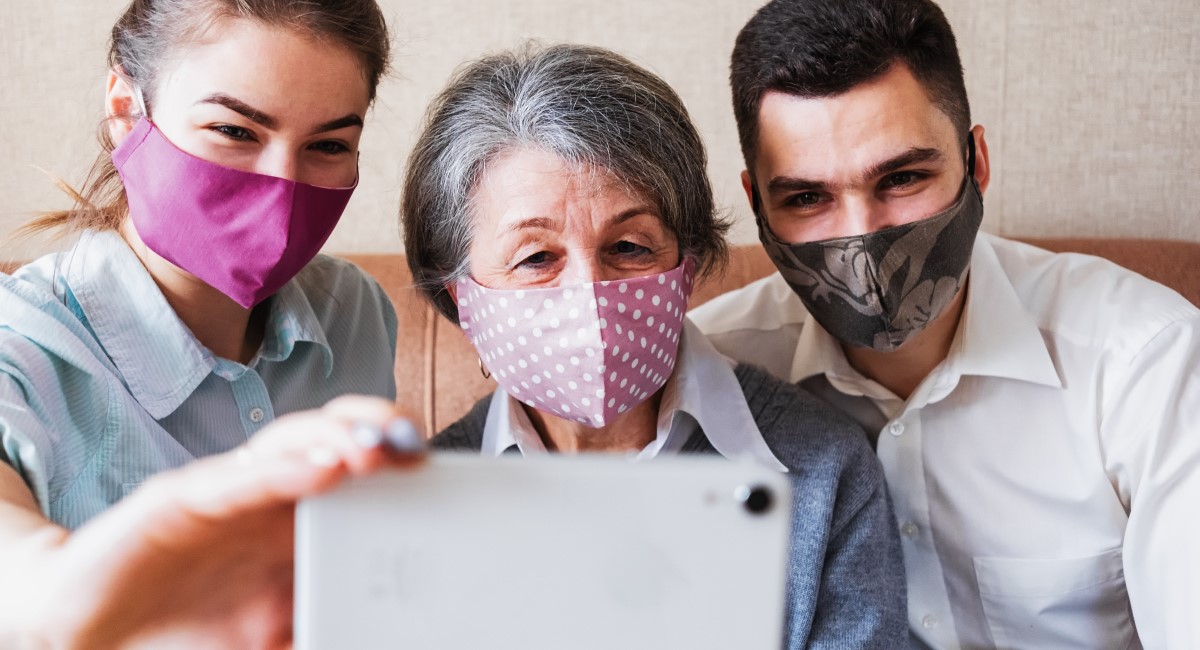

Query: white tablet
[294,453,792,650]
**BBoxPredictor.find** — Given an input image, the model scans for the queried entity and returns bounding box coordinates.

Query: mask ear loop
[133,85,149,120]
[749,181,765,225]
[966,131,976,179]
[749,179,779,242]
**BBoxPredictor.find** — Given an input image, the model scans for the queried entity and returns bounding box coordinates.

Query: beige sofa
[4,238,1197,435]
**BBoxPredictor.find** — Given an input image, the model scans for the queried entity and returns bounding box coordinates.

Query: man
[690,0,1200,647]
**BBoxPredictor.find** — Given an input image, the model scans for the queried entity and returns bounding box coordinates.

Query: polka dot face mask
[456,258,696,428]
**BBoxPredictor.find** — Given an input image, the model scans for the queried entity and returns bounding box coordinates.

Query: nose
[842,196,906,237]
[558,254,605,286]
[256,146,300,182]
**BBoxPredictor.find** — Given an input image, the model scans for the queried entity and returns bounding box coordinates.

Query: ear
[970,125,991,195]
[105,69,140,146]
[446,282,458,304]
[740,169,755,208]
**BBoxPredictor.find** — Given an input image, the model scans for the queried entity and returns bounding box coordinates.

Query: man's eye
[787,192,823,207]
[883,171,923,188]
[211,125,253,141]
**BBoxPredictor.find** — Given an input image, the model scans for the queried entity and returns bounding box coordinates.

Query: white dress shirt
[690,233,1200,649]
[479,319,786,472]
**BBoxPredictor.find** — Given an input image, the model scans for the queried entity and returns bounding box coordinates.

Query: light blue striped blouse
[0,230,398,529]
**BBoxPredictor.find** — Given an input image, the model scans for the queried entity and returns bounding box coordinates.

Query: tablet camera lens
[735,484,773,515]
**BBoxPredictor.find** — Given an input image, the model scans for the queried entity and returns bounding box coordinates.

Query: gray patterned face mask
[756,175,984,352]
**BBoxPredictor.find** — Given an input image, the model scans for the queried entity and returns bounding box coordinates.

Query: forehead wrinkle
[500,216,557,237]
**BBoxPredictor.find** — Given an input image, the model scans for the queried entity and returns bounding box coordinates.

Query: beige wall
[2,0,1196,261]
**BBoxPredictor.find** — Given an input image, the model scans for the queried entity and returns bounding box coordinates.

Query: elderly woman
[402,44,906,648]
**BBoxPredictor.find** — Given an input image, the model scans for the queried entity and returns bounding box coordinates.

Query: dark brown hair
[731,0,970,173]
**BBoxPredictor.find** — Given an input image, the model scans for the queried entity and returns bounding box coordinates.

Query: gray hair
[402,43,729,322]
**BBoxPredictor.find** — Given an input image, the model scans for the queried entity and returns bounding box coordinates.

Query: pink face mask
[111,118,356,308]
[457,259,696,428]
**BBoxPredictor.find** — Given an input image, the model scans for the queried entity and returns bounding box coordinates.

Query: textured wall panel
[998,0,1199,240]
[938,0,1010,235]
[1,0,1196,263]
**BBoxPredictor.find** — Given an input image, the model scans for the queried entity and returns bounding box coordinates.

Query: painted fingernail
[351,422,384,449]
[383,418,424,453]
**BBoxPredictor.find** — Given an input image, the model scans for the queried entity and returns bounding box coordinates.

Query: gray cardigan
[433,363,908,649]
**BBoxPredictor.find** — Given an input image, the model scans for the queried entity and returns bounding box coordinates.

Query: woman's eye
[211,124,253,141]
[517,251,552,268]
[612,240,651,256]
[310,140,351,155]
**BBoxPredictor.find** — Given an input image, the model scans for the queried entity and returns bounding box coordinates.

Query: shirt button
[888,420,905,436]
[922,615,938,629]
[900,521,919,538]
[248,407,265,423]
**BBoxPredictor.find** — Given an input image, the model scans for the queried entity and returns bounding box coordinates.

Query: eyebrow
[197,93,276,129]
[857,147,944,184]
[196,93,364,134]
[313,114,364,134]
[764,147,946,195]
[503,216,556,235]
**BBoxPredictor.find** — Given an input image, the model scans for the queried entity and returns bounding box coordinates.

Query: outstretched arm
[0,396,421,650]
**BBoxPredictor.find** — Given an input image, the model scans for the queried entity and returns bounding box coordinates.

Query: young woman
[0,1,417,646]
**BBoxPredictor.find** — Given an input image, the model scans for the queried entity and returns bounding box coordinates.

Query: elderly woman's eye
[518,251,552,267]
[612,240,651,256]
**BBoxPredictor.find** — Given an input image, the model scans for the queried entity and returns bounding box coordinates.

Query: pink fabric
[111,118,355,308]
[457,259,696,427]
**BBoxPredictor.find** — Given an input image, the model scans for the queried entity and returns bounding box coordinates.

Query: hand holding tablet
[295,454,793,650]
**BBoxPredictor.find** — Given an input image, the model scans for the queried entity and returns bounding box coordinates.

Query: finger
[320,395,408,425]
[314,396,426,467]
[247,398,424,476]
[246,410,377,476]
[103,449,346,539]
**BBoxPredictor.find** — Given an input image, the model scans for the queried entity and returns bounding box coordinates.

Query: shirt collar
[67,230,212,419]
[788,233,1062,394]
[66,230,335,418]
[949,234,1061,388]
[482,319,786,471]
[258,277,334,377]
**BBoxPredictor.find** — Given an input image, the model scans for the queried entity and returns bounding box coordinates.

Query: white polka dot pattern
[457,258,696,428]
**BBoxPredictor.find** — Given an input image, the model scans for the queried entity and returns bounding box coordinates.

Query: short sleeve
[0,329,111,517]
[0,366,58,513]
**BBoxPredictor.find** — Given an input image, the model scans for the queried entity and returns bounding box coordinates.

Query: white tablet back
[295,453,791,650]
